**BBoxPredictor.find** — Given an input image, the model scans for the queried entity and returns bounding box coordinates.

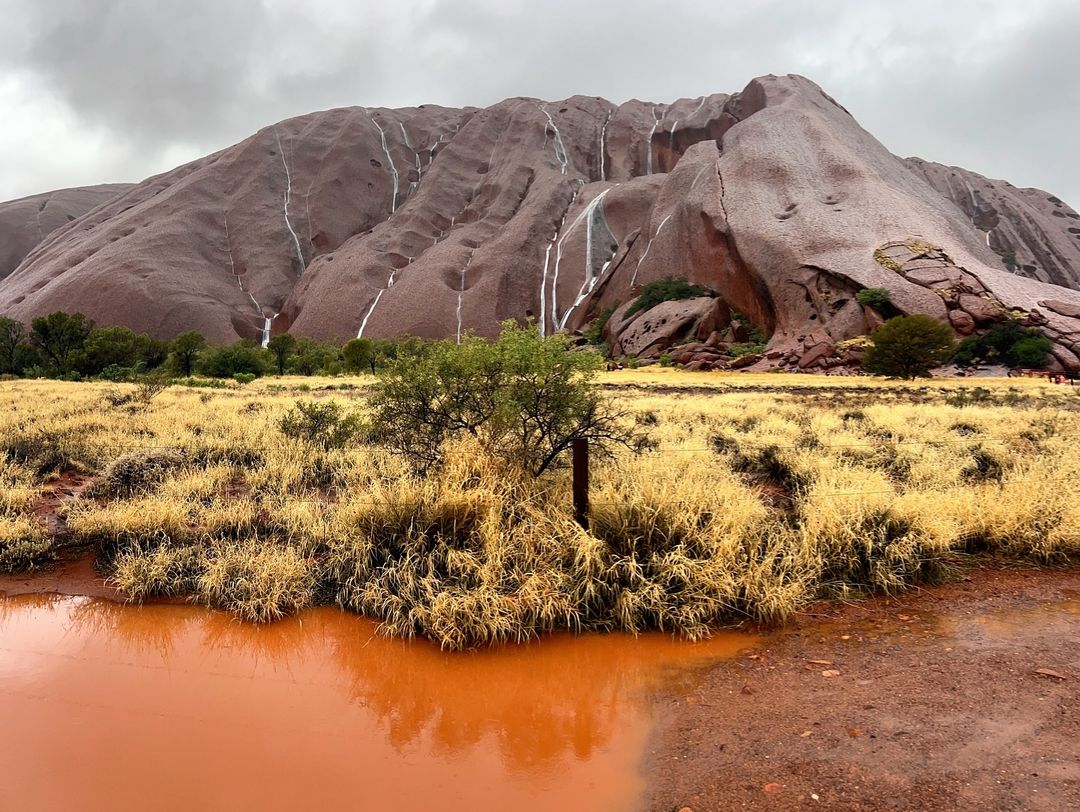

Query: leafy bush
[71,326,166,378]
[367,320,638,475]
[855,288,892,311]
[658,353,674,367]
[197,342,267,378]
[953,320,1053,368]
[624,277,709,320]
[286,338,340,376]
[1010,336,1054,367]
[863,315,956,379]
[584,306,617,345]
[278,400,361,450]
[233,373,256,385]
[729,341,767,358]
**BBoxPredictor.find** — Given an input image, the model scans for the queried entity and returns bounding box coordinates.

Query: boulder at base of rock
[948,309,977,335]
[605,297,728,359]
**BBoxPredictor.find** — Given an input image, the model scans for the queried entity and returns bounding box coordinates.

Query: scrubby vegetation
[0,310,432,383]
[855,287,892,311]
[624,277,709,320]
[954,319,1053,368]
[864,315,956,378]
[367,321,638,475]
[1,365,1077,648]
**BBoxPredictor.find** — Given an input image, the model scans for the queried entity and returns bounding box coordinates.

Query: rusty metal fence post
[572,437,589,529]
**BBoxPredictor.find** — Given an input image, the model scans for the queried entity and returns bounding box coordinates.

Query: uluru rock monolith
[0,74,1077,369]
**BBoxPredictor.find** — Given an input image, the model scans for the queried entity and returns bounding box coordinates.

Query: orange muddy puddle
[0,595,757,811]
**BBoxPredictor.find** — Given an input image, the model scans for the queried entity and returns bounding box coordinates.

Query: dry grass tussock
[1,376,1078,646]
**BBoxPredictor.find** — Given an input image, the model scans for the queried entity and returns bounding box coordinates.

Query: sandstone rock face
[0,184,131,280]
[0,75,1077,366]
[906,158,1080,290]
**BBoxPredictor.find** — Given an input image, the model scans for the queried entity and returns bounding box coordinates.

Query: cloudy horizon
[1,0,1078,208]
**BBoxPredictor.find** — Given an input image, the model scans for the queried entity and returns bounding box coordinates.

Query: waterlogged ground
[0,592,755,812]
[647,566,1080,811]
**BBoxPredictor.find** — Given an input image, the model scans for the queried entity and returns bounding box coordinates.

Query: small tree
[287,338,338,376]
[1009,335,1053,367]
[74,325,143,376]
[266,333,298,376]
[169,331,206,377]
[863,315,956,379]
[368,320,638,475]
[30,311,93,374]
[0,317,27,375]
[342,338,375,374]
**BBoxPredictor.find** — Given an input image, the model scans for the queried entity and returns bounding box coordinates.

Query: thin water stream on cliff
[0,594,756,811]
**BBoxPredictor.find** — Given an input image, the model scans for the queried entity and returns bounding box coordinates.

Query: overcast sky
[1,0,1077,207]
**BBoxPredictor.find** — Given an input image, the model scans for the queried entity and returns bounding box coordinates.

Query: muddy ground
[645,565,1080,812]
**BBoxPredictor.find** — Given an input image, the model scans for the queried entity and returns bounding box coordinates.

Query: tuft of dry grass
[196,541,315,623]
[0,515,52,573]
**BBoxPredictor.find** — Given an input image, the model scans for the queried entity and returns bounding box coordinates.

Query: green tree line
[0,311,429,382]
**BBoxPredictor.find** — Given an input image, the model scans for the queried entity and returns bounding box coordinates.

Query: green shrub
[953,320,1052,368]
[863,315,956,379]
[278,400,361,451]
[233,373,256,385]
[624,277,709,320]
[584,306,617,345]
[658,353,674,367]
[729,341,767,358]
[855,288,892,311]
[286,338,340,376]
[197,342,267,378]
[1010,335,1054,367]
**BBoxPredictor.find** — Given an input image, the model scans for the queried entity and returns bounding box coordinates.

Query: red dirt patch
[645,565,1080,811]
[30,470,93,536]
[0,551,123,601]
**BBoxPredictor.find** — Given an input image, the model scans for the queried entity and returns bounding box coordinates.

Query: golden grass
[1,373,1078,647]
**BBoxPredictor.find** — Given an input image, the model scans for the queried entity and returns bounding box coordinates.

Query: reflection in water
[0,595,756,812]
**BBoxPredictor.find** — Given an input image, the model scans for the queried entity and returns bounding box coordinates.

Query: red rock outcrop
[0,184,131,280]
[0,75,1077,368]
[906,158,1080,290]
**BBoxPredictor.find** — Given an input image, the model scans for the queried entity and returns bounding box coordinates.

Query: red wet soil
[645,565,1080,812]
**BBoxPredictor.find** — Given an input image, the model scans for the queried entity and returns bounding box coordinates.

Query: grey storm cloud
[0,0,1077,207]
